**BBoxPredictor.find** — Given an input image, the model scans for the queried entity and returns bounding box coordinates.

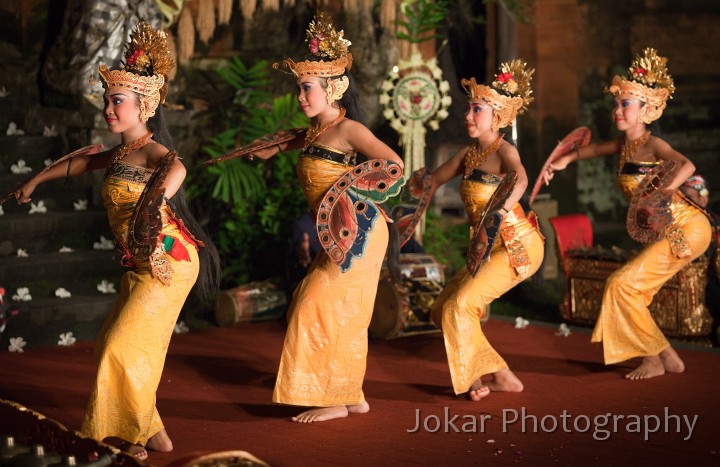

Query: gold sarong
[81,162,199,444]
[591,168,711,364]
[273,154,387,406]
[431,176,544,394]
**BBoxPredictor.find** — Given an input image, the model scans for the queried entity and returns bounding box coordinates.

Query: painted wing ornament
[626,160,675,243]
[390,167,434,248]
[529,127,591,204]
[127,151,178,261]
[202,128,305,165]
[466,171,518,276]
[0,144,103,205]
[317,159,405,272]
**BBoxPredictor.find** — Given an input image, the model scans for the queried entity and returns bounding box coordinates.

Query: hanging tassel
[240,0,257,19]
[216,0,233,25]
[262,0,280,12]
[177,6,195,63]
[380,0,397,31]
[197,0,216,44]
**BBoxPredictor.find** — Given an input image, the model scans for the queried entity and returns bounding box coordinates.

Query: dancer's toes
[486,368,524,392]
[291,406,349,423]
[625,356,665,380]
[468,386,490,401]
[146,429,173,453]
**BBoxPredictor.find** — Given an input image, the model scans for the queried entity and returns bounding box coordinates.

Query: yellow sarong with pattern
[273,145,387,407]
[431,170,544,394]
[81,160,199,445]
[591,161,711,364]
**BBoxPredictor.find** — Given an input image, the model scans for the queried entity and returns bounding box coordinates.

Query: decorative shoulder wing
[317,159,405,272]
[627,160,675,243]
[127,151,178,260]
[390,167,434,248]
[466,171,518,276]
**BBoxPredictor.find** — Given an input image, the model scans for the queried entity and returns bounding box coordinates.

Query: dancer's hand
[542,154,573,186]
[15,181,36,204]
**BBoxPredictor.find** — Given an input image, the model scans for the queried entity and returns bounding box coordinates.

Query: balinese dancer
[427,61,543,401]
[241,12,404,422]
[6,23,220,459]
[542,48,711,379]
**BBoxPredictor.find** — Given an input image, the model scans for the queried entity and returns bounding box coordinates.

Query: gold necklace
[109,132,154,167]
[619,131,650,170]
[304,108,346,150]
[464,134,504,178]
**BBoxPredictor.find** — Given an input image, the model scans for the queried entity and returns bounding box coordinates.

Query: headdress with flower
[606,48,675,124]
[98,22,175,122]
[461,59,534,132]
[273,11,353,104]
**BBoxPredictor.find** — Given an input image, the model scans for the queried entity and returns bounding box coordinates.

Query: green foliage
[187,57,309,285]
[422,209,469,277]
[396,0,450,44]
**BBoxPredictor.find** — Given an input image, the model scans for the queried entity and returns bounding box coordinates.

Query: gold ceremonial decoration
[463,134,504,178]
[606,48,675,124]
[461,59,534,132]
[273,10,353,90]
[98,22,175,121]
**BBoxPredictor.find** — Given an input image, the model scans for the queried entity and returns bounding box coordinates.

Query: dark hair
[146,105,222,304]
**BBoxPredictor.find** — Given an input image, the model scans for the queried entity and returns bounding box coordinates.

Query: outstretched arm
[542,139,619,185]
[430,146,466,190]
[16,148,113,203]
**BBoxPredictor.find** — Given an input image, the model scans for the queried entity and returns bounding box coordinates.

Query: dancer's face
[612,95,643,131]
[103,86,142,133]
[465,98,493,138]
[296,76,330,119]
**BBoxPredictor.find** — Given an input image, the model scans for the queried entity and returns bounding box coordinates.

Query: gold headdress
[606,48,675,124]
[98,22,175,122]
[461,60,534,132]
[273,11,353,104]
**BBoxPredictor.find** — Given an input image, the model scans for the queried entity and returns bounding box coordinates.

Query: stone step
[0,294,118,350]
[0,250,125,298]
[0,210,112,255]
[0,173,101,214]
[0,135,64,166]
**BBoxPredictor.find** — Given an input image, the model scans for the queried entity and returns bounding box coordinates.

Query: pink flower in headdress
[635,67,647,76]
[308,38,320,55]
[497,72,514,83]
[127,49,145,67]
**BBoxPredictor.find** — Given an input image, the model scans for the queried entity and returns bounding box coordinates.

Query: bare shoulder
[498,140,520,159]
[142,142,173,167]
[337,118,368,134]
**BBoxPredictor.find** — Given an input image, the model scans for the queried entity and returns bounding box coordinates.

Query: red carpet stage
[1,317,718,466]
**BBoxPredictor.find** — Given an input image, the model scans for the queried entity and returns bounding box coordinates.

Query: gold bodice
[296,143,355,213]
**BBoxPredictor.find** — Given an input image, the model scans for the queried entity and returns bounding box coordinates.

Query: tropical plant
[187,57,308,285]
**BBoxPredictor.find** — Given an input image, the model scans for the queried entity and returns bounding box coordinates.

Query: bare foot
[659,347,685,374]
[625,355,664,380]
[146,429,173,453]
[347,400,370,414]
[292,406,349,423]
[104,438,147,461]
[468,386,490,401]
[485,368,524,392]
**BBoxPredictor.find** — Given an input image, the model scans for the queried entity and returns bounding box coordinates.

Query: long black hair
[147,105,222,304]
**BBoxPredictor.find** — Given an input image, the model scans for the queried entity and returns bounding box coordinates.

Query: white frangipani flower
[9,337,26,352]
[6,122,25,136]
[0,86,10,98]
[555,323,572,337]
[174,321,189,334]
[44,158,53,167]
[0,205,4,216]
[93,235,115,250]
[16,248,28,257]
[58,246,74,253]
[514,316,529,329]
[58,332,77,346]
[28,201,47,214]
[43,125,58,137]
[55,288,72,299]
[10,159,32,174]
[73,199,88,211]
[97,280,116,294]
[12,287,32,302]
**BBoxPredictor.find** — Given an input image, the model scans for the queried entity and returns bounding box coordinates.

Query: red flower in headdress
[127,50,145,67]
[308,38,320,55]
[635,67,647,76]
[497,72,514,83]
